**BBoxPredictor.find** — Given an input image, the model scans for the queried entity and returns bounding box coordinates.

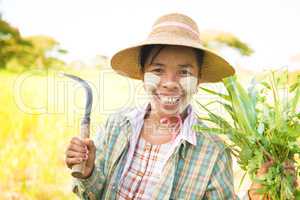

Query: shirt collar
[177,105,197,146]
[123,102,197,146]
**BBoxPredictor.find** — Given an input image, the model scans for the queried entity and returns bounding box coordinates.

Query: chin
[150,95,187,116]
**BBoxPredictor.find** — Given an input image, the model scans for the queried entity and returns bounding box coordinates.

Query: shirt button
[112,185,117,190]
[144,145,151,151]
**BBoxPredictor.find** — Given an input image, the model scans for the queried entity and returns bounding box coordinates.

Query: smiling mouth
[154,94,182,105]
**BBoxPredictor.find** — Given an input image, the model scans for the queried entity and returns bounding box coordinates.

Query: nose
[161,81,181,91]
[161,73,181,92]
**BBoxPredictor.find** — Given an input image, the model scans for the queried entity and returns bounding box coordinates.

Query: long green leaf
[199,86,231,101]
[196,100,233,130]
[223,76,257,136]
[270,71,284,130]
[290,76,300,113]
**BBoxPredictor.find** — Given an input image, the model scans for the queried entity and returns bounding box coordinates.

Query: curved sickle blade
[62,73,93,124]
[62,73,93,178]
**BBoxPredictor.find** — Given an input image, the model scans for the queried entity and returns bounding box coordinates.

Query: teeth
[158,95,180,105]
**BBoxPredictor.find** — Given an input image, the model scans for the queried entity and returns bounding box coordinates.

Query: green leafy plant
[193,71,300,199]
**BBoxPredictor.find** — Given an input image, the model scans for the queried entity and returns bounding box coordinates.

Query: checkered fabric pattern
[117,136,173,199]
[72,103,248,199]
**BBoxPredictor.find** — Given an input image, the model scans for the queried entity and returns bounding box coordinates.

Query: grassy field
[0,68,148,200]
[0,68,298,199]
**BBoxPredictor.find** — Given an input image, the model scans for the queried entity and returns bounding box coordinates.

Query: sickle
[62,73,93,178]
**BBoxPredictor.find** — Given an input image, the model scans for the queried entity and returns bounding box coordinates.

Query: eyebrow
[178,64,194,68]
[151,62,165,66]
[151,62,194,68]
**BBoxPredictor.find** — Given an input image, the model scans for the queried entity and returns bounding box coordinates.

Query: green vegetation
[193,71,300,199]
[0,19,66,72]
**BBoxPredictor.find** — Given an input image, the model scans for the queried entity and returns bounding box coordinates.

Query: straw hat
[111,13,235,83]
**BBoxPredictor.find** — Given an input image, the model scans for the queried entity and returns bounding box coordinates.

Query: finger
[257,160,274,175]
[284,165,295,171]
[283,162,295,170]
[71,137,87,148]
[66,150,88,160]
[67,143,88,154]
[282,162,297,187]
[283,162,296,175]
[65,157,85,167]
[83,139,95,151]
[293,178,298,187]
[284,168,296,175]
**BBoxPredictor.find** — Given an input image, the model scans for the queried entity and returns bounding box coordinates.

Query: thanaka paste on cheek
[178,76,198,113]
[144,72,160,93]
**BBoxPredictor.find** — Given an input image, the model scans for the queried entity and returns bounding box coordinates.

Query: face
[143,45,200,117]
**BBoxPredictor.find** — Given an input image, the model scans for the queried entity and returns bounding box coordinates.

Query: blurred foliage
[202,30,254,56]
[0,69,141,199]
[0,70,76,199]
[0,19,66,72]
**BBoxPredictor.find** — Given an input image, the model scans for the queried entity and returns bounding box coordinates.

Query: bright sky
[1,0,300,71]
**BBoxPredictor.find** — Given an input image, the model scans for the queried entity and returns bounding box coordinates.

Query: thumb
[257,160,274,176]
[83,138,95,151]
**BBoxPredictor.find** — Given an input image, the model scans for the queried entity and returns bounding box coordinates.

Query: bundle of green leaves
[193,71,300,199]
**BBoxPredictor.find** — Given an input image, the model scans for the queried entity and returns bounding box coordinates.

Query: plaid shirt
[72,103,246,199]
[117,135,173,199]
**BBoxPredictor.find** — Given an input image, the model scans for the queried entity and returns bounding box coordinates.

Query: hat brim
[111,36,235,83]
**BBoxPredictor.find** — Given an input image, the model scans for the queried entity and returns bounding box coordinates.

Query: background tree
[202,30,254,56]
[0,19,66,72]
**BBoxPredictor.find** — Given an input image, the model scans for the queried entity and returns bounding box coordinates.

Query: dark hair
[139,44,204,77]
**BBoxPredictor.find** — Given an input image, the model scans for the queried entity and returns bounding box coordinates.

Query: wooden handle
[71,123,90,178]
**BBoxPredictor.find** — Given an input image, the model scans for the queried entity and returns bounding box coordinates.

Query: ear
[141,73,146,89]
[139,70,145,81]
[141,75,145,82]
[143,80,146,90]
[197,78,205,85]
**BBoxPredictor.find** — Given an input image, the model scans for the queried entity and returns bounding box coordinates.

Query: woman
[65,13,267,199]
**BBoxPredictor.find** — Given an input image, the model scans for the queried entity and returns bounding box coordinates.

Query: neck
[145,105,189,123]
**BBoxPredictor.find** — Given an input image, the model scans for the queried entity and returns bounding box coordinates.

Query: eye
[151,68,164,74]
[179,69,193,76]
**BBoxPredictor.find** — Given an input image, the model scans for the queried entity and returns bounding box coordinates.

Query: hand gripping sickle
[63,73,93,178]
